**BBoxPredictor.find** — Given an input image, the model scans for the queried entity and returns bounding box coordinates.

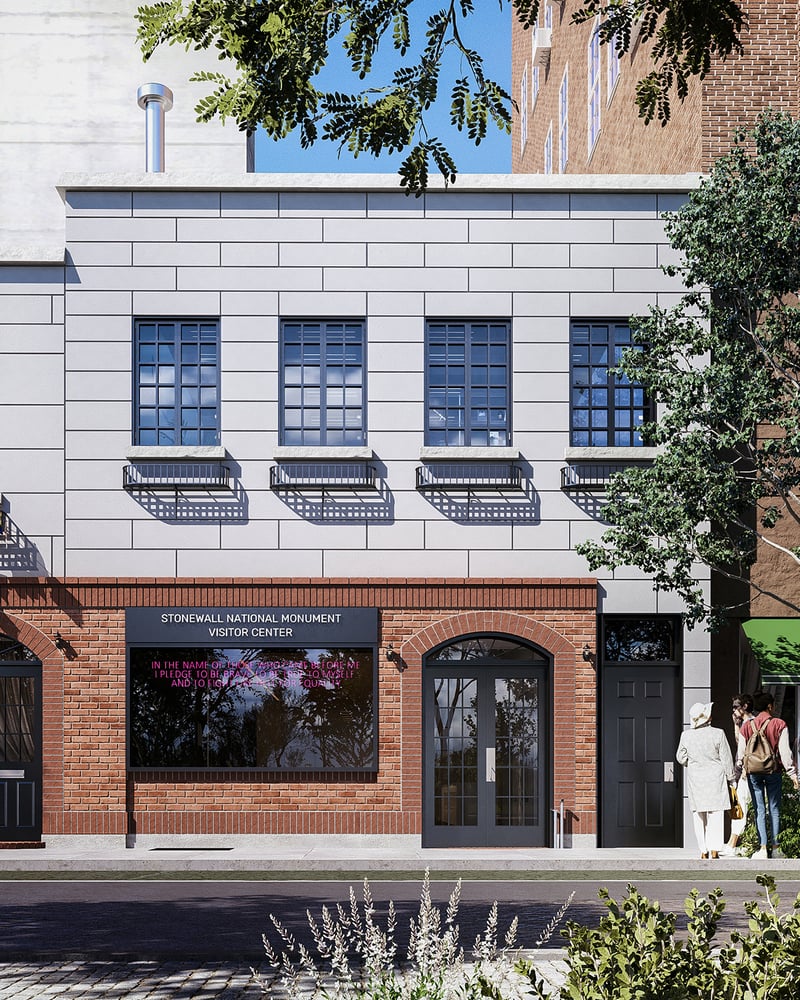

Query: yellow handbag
[729,783,743,820]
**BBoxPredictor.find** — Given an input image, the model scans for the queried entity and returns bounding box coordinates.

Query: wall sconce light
[54,631,68,652]
[385,644,406,672]
[582,644,594,662]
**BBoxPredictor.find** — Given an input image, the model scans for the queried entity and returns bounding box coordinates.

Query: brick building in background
[512,0,800,761]
[512,0,800,175]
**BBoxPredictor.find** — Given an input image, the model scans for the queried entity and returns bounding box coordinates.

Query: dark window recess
[426,321,510,446]
[134,320,220,447]
[129,646,377,771]
[570,321,653,447]
[602,617,680,664]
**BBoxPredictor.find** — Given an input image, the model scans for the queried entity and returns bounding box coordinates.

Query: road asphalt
[1,838,798,998]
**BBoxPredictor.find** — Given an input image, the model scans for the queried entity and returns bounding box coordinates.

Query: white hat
[689,702,713,728]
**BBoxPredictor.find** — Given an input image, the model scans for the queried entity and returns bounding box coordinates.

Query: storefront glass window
[129,646,376,770]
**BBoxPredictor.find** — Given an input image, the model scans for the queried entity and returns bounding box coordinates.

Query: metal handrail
[416,462,523,492]
[123,462,231,491]
[270,462,377,492]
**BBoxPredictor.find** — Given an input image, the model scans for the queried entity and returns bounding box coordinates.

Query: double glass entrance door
[423,637,547,847]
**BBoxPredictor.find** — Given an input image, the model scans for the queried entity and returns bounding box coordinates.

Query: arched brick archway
[399,611,576,665]
[398,610,594,847]
[0,612,60,663]
[0,612,64,840]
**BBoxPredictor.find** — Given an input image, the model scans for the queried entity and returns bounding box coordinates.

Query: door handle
[0,770,24,779]
[486,747,496,783]
[663,761,674,782]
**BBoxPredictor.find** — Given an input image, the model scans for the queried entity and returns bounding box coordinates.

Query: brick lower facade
[1,577,597,843]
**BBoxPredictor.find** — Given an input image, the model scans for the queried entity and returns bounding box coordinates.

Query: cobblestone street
[0,959,570,999]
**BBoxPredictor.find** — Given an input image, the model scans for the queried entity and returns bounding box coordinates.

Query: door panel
[601,665,680,847]
[424,666,547,847]
[0,668,42,841]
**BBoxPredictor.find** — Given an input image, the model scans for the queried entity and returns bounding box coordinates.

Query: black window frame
[569,320,653,448]
[279,319,367,447]
[133,318,220,447]
[425,320,512,447]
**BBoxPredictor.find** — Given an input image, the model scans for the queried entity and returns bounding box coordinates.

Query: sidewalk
[2,837,799,873]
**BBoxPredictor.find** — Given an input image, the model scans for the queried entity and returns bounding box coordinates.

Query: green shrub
[522,882,726,1000]
[521,876,800,1000]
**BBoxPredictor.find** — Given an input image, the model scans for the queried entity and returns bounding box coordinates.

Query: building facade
[0,172,709,849]
[512,0,800,176]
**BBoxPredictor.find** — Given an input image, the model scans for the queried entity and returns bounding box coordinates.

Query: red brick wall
[513,0,798,175]
[1,578,598,840]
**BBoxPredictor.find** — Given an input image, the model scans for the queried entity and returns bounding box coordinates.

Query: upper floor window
[281,320,365,446]
[570,321,652,447]
[426,321,510,447]
[520,64,529,153]
[588,22,601,154]
[544,123,553,174]
[558,67,569,173]
[608,33,620,97]
[134,319,219,446]
[532,64,540,107]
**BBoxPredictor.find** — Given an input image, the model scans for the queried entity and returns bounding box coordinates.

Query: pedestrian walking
[720,693,754,856]
[736,691,800,859]
[676,702,735,859]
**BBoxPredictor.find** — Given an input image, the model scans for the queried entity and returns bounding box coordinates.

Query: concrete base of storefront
[1,835,799,872]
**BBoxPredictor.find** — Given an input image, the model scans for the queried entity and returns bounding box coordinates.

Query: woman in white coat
[676,702,735,859]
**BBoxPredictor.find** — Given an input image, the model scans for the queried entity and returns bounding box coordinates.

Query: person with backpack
[720,693,755,856]
[736,691,800,860]
[676,702,735,859]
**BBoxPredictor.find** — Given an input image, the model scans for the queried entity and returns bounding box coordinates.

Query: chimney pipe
[137,83,174,172]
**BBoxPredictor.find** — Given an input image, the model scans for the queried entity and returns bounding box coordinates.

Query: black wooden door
[0,666,42,841]
[601,664,680,847]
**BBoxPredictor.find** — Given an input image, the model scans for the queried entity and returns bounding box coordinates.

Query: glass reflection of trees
[0,635,39,662]
[430,636,547,663]
[429,637,545,828]
[129,646,375,770]
[603,618,678,663]
[0,634,39,765]
[494,677,539,826]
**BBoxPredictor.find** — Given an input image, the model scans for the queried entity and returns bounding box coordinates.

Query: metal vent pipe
[136,83,174,172]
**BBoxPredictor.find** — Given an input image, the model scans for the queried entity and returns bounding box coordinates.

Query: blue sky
[255,3,511,174]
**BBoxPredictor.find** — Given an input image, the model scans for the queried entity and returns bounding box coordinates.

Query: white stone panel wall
[0,176,711,625]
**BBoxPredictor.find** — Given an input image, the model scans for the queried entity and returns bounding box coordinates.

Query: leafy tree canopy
[136,0,745,192]
[576,112,800,629]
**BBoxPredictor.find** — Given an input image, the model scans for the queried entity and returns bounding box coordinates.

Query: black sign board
[125,608,378,646]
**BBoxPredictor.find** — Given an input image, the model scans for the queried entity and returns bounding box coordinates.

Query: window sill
[420,446,520,461]
[273,446,373,461]
[126,446,227,461]
[564,446,658,461]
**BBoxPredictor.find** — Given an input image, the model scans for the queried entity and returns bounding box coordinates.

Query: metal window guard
[552,798,565,850]
[416,462,523,493]
[270,462,377,494]
[560,462,647,492]
[123,462,232,492]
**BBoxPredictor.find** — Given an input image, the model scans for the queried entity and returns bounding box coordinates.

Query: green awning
[742,618,800,685]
